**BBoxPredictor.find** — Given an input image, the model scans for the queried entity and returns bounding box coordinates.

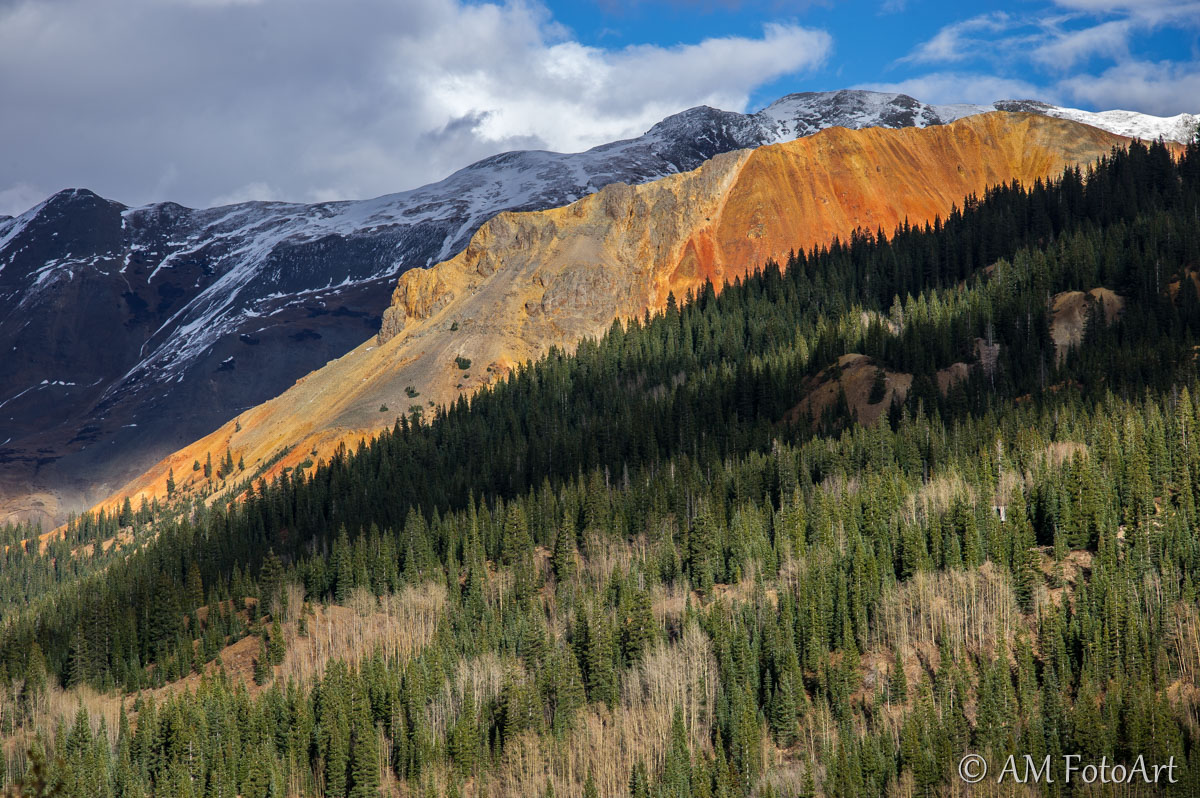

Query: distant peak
[644,104,732,132]
[759,89,918,111]
[46,187,101,202]
[994,99,1054,113]
[39,188,122,214]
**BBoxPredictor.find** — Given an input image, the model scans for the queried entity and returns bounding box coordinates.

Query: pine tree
[259,549,285,618]
[333,526,354,604]
[267,618,286,665]
[252,638,270,686]
[552,511,577,583]
[66,625,90,688]
[319,663,351,798]
[241,753,271,798]
[661,705,692,798]
[618,587,654,666]
[585,614,618,708]
[629,759,651,798]
[348,682,379,798]
[889,649,908,705]
[550,646,586,735]
[448,693,479,775]
[688,507,719,593]
[868,366,887,404]
[769,671,798,746]
[501,503,533,565]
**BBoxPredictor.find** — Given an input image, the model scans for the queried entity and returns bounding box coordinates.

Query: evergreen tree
[347,683,379,798]
[889,649,908,705]
[252,638,270,686]
[552,511,577,584]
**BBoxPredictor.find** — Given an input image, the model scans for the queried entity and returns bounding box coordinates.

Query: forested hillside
[2,137,1200,797]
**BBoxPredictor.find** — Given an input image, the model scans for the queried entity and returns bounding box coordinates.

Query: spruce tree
[347,683,379,798]
[267,618,286,665]
[551,511,577,584]
[252,639,270,686]
[66,626,89,689]
[889,649,908,705]
[585,614,617,708]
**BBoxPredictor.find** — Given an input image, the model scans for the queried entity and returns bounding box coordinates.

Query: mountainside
[3,91,1194,527]
[99,111,1133,516]
[5,138,1199,798]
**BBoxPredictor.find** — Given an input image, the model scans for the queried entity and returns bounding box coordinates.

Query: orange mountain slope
[93,111,1129,515]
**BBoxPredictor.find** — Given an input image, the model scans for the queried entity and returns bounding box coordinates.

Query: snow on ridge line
[755,91,1197,145]
[5,88,1197,412]
[1040,105,1198,144]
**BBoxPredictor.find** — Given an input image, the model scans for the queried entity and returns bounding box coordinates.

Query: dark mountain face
[1,90,1188,527]
[0,191,442,525]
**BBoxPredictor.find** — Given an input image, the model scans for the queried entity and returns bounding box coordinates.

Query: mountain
[994,99,1200,143]
[2,91,1195,528]
[5,136,1199,798]
[96,111,1137,516]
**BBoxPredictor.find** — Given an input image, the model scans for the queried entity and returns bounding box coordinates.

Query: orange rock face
[92,112,1131,517]
[659,111,1125,301]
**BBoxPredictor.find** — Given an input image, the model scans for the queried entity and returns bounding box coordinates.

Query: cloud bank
[0,0,830,215]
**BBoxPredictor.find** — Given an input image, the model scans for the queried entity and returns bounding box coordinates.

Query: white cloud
[412,21,830,155]
[900,13,1014,64]
[0,0,830,215]
[1031,18,1131,68]
[1059,60,1200,116]
[903,2,1200,72]
[1050,0,1190,11]
[857,72,1047,107]
[861,60,1200,121]
[893,1,1199,117]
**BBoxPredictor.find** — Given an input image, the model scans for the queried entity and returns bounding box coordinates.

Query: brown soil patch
[787,353,912,427]
[1050,287,1124,363]
[936,361,971,394]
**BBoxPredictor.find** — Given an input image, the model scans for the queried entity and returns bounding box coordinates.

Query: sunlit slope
[97,112,1128,513]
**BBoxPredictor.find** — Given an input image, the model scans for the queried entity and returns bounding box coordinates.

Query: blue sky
[544,0,1200,113]
[0,0,1196,215]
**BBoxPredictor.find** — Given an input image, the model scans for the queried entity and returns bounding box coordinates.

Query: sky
[0,0,1197,216]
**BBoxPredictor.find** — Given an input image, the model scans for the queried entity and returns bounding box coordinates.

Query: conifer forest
[3,138,1200,797]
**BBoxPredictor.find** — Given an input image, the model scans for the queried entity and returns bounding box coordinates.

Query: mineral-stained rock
[94,112,1135,517]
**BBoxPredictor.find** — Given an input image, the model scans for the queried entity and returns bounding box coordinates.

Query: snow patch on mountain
[5,91,1197,408]
[993,100,1197,144]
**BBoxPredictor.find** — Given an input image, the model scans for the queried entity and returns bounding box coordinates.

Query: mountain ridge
[2,90,1195,527]
[94,111,1138,518]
